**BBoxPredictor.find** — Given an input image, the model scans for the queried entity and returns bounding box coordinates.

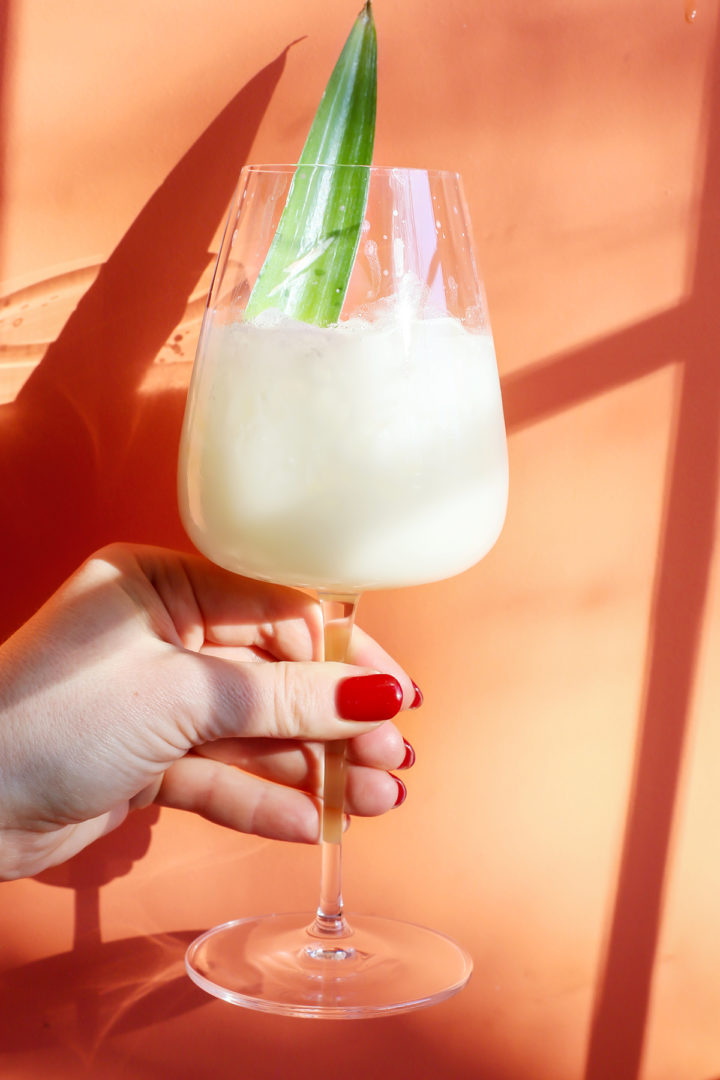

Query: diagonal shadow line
[580,9,720,1077]
[492,14,720,1079]
[500,283,716,1080]
[501,304,689,435]
[583,336,719,1080]
[0,43,298,641]
[14,42,297,484]
[0,14,713,1076]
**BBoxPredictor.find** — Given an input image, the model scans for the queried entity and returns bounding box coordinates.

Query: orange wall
[1,1,719,1077]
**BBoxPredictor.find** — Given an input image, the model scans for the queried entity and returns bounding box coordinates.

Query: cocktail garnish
[244,1,377,327]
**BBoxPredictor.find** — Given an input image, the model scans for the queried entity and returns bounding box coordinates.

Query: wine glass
[177,164,509,1018]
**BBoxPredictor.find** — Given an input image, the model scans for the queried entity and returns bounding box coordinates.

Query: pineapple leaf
[244,2,377,326]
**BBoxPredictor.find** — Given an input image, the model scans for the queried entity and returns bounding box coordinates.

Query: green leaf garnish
[244,1,377,326]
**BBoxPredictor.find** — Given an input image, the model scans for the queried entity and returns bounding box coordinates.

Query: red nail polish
[393,776,407,808]
[336,674,403,721]
[399,738,416,770]
[410,682,424,709]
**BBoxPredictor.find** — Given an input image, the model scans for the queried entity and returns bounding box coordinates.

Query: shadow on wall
[502,12,720,1080]
[0,39,293,1045]
[0,42,297,645]
[0,6,717,1078]
[0,925,515,1080]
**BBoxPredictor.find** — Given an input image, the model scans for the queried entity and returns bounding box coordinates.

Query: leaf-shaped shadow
[0,41,301,642]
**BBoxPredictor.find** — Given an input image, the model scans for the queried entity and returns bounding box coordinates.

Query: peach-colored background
[1,1,719,1077]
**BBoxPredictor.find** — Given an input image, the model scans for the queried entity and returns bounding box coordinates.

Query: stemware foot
[185,912,472,1018]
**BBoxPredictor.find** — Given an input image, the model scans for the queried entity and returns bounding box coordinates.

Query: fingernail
[336,674,403,722]
[399,738,416,770]
[410,682,424,709]
[392,776,407,808]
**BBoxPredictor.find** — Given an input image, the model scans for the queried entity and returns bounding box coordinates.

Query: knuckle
[270,662,319,740]
[271,662,303,739]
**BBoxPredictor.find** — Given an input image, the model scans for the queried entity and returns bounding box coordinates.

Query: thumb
[174,653,406,745]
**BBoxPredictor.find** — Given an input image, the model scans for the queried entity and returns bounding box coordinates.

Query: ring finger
[190,731,410,815]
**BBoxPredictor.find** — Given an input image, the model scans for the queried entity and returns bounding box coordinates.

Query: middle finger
[191,727,412,815]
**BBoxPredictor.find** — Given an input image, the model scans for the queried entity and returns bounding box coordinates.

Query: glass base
[185,912,472,1019]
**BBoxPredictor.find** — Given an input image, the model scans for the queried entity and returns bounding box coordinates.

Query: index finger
[133,546,417,703]
[131,546,324,659]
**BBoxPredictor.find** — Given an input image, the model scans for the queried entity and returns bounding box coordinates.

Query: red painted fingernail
[392,776,407,808]
[410,682,424,709]
[336,674,403,722]
[399,738,416,770]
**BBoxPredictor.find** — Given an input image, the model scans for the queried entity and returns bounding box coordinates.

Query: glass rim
[240,163,462,181]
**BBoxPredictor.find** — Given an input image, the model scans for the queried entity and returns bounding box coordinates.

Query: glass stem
[312,591,360,938]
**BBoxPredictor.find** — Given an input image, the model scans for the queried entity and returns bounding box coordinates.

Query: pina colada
[179,310,508,592]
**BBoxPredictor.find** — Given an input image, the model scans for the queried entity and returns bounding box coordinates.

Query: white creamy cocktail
[179,310,508,592]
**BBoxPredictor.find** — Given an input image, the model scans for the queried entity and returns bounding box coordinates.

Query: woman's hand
[0,544,419,880]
